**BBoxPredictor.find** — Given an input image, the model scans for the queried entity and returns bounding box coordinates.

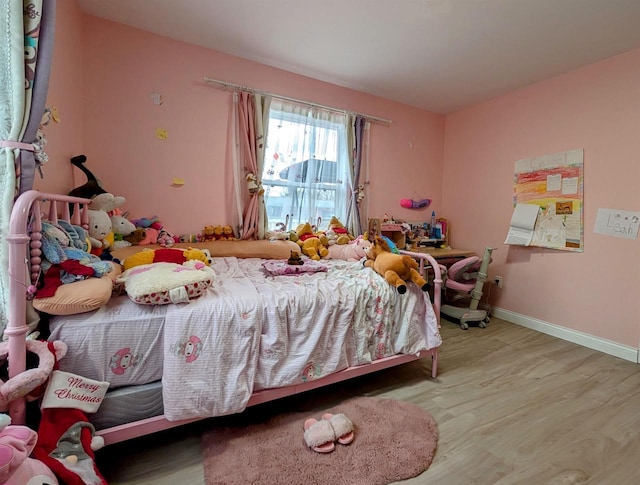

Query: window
[261,100,349,232]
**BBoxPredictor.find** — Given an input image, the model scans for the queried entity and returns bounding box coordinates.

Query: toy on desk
[400,198,431,209]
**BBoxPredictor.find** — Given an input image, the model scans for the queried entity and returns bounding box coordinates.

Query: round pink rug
[202,396,438,485]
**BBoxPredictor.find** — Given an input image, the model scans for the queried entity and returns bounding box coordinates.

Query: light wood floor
[97,317,640,484]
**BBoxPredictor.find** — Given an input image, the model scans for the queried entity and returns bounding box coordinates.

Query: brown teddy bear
[364,236,428,294]
[202,225,216,241]
[296,222,329,261]
[222,225,236,240]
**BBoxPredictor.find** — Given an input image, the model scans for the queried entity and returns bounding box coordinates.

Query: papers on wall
[513,148,584,251]
[594,208,640,240]
[504,203,540,246]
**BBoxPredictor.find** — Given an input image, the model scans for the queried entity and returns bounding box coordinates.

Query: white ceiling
[76,0,640,114]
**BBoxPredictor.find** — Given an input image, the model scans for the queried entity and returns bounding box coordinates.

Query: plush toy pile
[36,221,114,299]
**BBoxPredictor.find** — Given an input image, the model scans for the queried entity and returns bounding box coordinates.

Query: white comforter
[162,257,441,421]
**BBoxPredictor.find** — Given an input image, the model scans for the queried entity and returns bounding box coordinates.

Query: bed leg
[431,349,438,378]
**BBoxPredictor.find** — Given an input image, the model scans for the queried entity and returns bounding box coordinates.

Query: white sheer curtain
[261,99,349,232]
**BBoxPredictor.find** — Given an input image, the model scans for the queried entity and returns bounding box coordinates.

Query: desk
[401,247,475,286]
[410,247,476,262]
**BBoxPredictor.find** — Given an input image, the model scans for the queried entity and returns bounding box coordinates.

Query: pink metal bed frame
[6,190,442,445]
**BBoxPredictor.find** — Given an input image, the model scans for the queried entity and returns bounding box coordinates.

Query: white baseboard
[492,307,639,363]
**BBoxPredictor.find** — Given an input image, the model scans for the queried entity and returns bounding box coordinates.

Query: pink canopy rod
[203,76,392,126]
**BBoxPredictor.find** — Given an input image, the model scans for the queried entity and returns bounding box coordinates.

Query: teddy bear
[202,225,216,241]
[124,228,146,245]
[295,222,328,261]
[222,225,236,240]
[122,247,213,271]
[326,216,353,245]
[213,226,224,240]
[364,236,428,294]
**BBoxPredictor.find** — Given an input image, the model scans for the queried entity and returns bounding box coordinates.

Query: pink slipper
[322,413,354,445]
[303,418,335,453]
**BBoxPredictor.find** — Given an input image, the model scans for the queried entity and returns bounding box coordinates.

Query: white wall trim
[492,307,639,363]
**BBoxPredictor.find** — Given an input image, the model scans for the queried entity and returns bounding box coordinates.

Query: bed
[6,191,443,445]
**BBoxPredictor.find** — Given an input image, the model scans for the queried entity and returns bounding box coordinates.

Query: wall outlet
[493,275,503,288]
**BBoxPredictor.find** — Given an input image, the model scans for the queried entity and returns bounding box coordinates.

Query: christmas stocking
[33,407,106,485]
[32,342,109,485]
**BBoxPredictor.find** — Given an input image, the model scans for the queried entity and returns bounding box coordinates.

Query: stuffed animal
[137,227,159,245]
[295,223,328,261]
[222,225,236,240]
[287,250,304,265]
[326,216,353,245]
[122,247,213,271]
[0,415,59,485]
[89,193,126,213]
[68,155,107,200]
[327,235,371,261]
[202,225,216,241]
[156,229,175,248]
[87,209,114,256]
[110,213,136,249]
[130,215,160,229]
[56,220,89,251]
[123,228,146,245]
[0,340,67,412]
[39,222,112,278]
[178,234,199,244]
[364,236,428,294]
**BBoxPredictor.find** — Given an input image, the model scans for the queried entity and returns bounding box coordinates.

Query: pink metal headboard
[6,190,91,424]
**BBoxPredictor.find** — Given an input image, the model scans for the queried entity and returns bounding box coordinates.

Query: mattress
[90,380,163,431]
[49,295,166,388]
[50,256,441,420]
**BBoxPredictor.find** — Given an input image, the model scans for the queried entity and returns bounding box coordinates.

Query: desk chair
[440,247,494,330]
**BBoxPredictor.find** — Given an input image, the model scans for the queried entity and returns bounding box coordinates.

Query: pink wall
[43,4,639,349]
[34,0,85,194]
[443,48,640,347]
[40,12,444,236]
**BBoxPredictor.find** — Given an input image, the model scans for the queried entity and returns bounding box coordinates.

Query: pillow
[117,261,215,305]
[32,263,121,315]
[111,239,300,261]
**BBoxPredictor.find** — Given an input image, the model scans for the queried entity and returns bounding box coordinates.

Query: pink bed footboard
[6,190,442,445]
[7,190,91,425]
